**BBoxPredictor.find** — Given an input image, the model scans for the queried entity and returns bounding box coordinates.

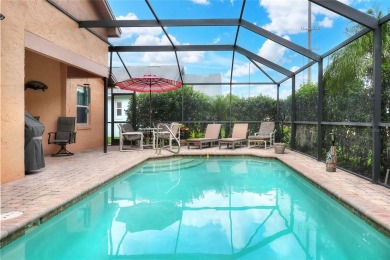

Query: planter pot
[274,143,286,154]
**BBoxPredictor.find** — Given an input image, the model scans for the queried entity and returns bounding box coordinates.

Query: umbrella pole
[149,88,152,127]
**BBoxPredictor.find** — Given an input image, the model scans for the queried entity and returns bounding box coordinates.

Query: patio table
[139,127,161,149]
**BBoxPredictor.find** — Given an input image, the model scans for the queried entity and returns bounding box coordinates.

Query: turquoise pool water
[1,157,390,259]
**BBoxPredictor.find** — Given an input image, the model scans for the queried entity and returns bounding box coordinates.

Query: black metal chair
[48,117,76,156]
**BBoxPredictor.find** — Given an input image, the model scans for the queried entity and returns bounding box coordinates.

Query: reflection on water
[1,157,390,259]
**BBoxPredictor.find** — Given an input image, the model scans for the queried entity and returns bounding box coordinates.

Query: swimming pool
[1,156,389,259]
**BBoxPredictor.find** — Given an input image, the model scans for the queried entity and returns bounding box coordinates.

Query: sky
[107,0,390,99]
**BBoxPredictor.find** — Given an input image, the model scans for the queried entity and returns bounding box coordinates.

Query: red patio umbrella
[116,75,182,127]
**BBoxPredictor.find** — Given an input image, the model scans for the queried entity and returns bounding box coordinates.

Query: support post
[372,25,382,183]
[109,52,115,147]
[104,51,113,153]
[291,75,296,150]
[317,58,324,160]
[308,1,312,82]
[132,93,136,128]
[277,83,281,141]
[104,77,108,153]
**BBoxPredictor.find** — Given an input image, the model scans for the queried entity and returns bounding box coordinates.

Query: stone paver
[1,145,390,246]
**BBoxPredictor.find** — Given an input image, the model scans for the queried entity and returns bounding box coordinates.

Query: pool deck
[1,145,390,246]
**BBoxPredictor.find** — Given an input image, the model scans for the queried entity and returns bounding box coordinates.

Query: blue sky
[107,0,390,99]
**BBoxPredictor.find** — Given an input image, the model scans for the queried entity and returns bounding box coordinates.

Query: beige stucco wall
[1,0,108,184]
[24,51,104,156]
[1,1,26,183]
[25,0,107,67]
[0,0,3,183]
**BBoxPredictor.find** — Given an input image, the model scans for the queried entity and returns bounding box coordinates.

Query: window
[116,101,122,117]
[77,85,90,124]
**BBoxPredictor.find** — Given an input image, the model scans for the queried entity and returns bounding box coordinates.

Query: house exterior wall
[25,51,105,155]
[0,1,3,184]
[65,77,105,154]
[107,95,131,137]
[1,0,108,184]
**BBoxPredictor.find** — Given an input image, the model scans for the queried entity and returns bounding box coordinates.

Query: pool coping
[1,146,390,248]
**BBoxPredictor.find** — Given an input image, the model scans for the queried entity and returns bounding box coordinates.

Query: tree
[322,9,390,179]
[295,82,318,121]
[324,9,389,97]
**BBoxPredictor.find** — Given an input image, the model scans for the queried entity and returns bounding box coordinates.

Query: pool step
[137,158,203,174]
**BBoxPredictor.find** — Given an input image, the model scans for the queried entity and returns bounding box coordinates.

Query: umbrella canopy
[116,75,182,127]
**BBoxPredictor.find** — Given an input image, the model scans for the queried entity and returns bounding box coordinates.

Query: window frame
[76,85,90,125]
[116,101,123,117]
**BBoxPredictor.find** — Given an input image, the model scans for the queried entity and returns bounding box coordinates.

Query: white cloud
[116,12,138,20]
[133,34,162,46]
[259,0,352,35]
[221,74,232,85]
[134,32,201,65]
[192,0,211,5]
[213,37,221,44]
[229,63,253,77]
[111,13,207,66]
[112,13,204,65]
[141,52,177,64]
[290,66,300,72]
[111,13,162,42]
[260,0,309,35]
[258,36,291,65]
[223,37,291,82]
[181,52,205,63]
[134,33,179,46]
[318,16,333,28]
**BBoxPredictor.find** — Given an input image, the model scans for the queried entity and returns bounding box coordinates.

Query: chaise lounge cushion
[218,123,248,149]
[248,122,275,148]
[187,124,222,149]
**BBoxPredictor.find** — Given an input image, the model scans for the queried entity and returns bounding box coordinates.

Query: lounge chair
[118,123,143,151]
[156,122,181,149]
[218,123,248,149]
[48,117,77,156]
[248,122,275,149]
[187,124,222,149]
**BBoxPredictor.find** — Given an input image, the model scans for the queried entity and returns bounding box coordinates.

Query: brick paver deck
[1,145,390,246]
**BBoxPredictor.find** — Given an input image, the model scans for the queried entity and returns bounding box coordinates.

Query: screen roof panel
[95,0,390,88]
[148,0,243,19]
[166,26,237,45]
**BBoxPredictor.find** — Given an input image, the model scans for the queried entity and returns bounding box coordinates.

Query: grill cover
[25,111,45,172]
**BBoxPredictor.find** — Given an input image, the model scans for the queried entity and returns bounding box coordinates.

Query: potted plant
[274,142,286,154]
[180,124,190,145]
[274,114,286,154]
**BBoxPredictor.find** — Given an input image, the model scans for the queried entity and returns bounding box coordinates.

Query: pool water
[1,157,390,259]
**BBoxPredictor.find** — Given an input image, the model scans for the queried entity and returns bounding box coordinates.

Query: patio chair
[218,123,248,149]
[248,122,275,149]
[187,124,222,149]
[48,117,76,156]
[118,123,143,151]
[156,122,181,149]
